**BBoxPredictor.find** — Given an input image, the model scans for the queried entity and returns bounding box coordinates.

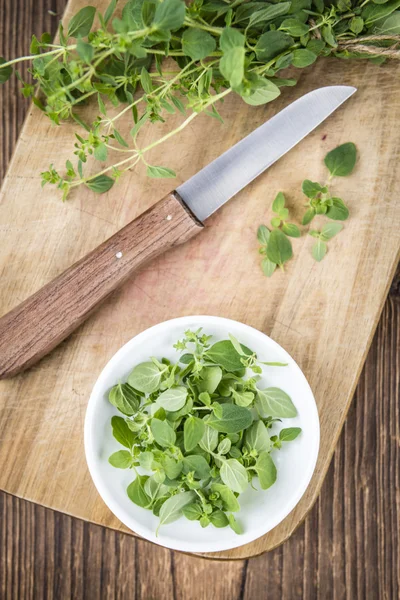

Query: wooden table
[0,0,399,595]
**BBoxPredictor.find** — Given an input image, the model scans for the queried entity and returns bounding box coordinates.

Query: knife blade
[178,85,356,222]
[0,85,356,378]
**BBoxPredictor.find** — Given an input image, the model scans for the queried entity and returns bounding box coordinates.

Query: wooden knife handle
[0,191,203,378]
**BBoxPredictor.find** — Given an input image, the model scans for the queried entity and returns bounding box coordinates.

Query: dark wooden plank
[0,0,399,598]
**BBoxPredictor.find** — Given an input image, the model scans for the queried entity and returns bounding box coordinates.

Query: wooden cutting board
[0,0,399,560]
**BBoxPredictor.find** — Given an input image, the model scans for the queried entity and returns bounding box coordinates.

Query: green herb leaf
[108,382,140,415]
[255,30,294,62]
[206,404,253,434]
[198,366,222,394]
[292,49,317,67]
[209,510,229,528]
[184,416,205,452]
[111,415,136,449]
[245,420,271,453]
[266,229,293,267]
[324,142,357,176]
[217,438,231,455]
[220,459,249,493]
[162,455,183,479]
[249,2,291,27]
[279,427,302,441]
[312,239,327,261]
[319,222,343,241]
[199,425,219,453]
[256,388,297,418]
[282,223,301,238]
[257,225,270,245]
[302,207,316,225]
[326,197,349,221]
[127,475,151,508]
[211,483,240,512]
[262,258,277,277]
[228,514,243,534]
[76,38,94,63]
[242,79,280,106]
[150,418,176,447]
[182,503,203,521]
[128,362,162,394]
[182,29,216,60]
[85,175,114,193]
[302,179,324,199]
[108,450,132,468]
[147,165,177,178]
[183,455,210,479]
[206,340,248,371]
[157,386,187,411]
[255,452,277,490]
[67,6,96,38]
[139,451,154,470]
[0,57,12,84]
[153,0,186,31]
[272,191,286,213]
[280,18,310,37]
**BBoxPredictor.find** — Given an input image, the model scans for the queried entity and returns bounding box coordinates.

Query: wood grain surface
[0,191,202,377]
[0,0,399,563]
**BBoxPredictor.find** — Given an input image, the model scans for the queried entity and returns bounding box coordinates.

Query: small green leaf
[324,142,357,176]
[302,179,323,199]
[128,362,162,394]
[220,459,249,493]
[350,16,364,34]
[184,416,205,452]
[262,258,277,277]
[182,503,203,521]
[76,38,94,63]
[94,143,108,162]
[319,222,343,241]
[151,418,176,448]
[242,78,280,106]
[302,207,316,225]
[217,438,231,455]
[199,425,219,453]
[272,191,286,213]
[147,165,176,178]
[279,427,302,441]
[245,421,271,453]
[326,197,349,221]
[139,451,154,470]
[161,455,183,479]
[271,217,282,228]
[248,2,291,27]
[282,223,301,238]
[108,382,140,415]
[157,386,187,412]
[182,455,210,479]
[257,225,270,245]
[127,475,151,508]
[113,129,129,148]
[255,30,294,62]
[111,415,136,449]
[256,388,297,418]
[209,510,229,528]
[182,28,216,60]
[266,229,293,267]
[152,0,186,31]
[140,67,153,94]
[228,514,243,534]
[255,452,277,490]
[104,0,118,24]
[211,483,240,512]
[206,340,248,371]
[206,404,253,434]
[85,175,114,193]
[68,6,96,38]
[109,450,132,468]
[280,18,310,37]
[292,49,317,67]
[312,239,327,261]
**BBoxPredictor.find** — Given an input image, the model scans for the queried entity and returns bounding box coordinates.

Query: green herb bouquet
[0,0,399,199]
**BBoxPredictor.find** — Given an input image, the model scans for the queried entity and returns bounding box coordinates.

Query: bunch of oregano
[258,141,356,272]
[107,328,301,535]
[0,0,398,199]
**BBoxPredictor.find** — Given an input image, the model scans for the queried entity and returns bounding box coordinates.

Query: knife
[0,85,356,378]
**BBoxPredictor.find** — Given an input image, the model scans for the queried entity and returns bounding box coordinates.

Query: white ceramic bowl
[84,316,319,553]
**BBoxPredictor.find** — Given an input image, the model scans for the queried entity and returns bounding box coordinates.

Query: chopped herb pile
[107,329,301,535]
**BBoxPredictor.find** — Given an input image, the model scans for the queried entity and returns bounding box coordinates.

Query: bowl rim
[84,315,320,553]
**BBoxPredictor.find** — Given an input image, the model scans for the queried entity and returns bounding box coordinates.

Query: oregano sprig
[0,1,396,199]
